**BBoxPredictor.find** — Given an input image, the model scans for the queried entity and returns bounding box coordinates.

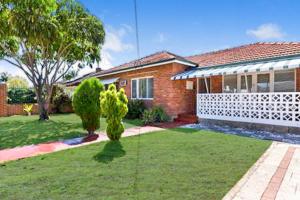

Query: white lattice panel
[197,92,300,127]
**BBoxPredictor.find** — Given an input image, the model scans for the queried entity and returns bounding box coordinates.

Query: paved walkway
[0,126,164,163]
[223,142,300,200]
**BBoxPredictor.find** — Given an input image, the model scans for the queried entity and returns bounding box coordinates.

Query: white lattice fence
[197,92,300,127]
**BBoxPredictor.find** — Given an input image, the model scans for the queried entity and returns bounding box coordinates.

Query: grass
[0,128,271,200]
[0,114,142,149]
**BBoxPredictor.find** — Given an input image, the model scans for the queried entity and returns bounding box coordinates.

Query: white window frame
[131,76,154,100]
[222,69,296,93]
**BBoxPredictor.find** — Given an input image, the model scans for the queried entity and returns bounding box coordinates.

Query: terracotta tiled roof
[186,42,300,67]
[93,51,197,77]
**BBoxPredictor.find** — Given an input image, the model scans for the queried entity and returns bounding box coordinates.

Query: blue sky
[1,0,300,76]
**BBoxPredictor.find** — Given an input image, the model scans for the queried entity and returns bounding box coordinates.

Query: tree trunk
[38,101,50,120]
[36,85,52,121]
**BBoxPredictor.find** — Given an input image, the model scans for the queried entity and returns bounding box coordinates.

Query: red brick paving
[261,147,296,200]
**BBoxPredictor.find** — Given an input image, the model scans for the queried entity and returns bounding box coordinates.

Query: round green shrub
[72,78,104,135]
[100,84,128,141]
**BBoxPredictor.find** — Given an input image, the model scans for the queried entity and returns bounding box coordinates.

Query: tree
[0,72,9,82]
[7,75,29,89]
[100,84,128,141]
[0,0,105,120]
[62,69,79,81]
[73,78,104,136]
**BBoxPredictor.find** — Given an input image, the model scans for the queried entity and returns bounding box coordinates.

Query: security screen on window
[223,75,237,93]
[132,77,153,99]
[274,70,295,92]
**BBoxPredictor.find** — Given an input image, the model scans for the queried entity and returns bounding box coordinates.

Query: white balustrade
[197,92,300,127]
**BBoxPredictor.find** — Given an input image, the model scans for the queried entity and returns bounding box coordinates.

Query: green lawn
[0,128,271,200]
[0,114,142,149]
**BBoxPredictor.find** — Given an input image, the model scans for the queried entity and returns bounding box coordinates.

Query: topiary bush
[100,84,128,141]
[72,78,104,135]
[126,99,146,119]
[142,106,170,125]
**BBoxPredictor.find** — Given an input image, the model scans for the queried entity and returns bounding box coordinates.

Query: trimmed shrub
[126,99,146,119]
[7,88,36,104]
[142,106,170,125]
[100,84,128,141]
[73,78,104,135]
[51,85,72,113]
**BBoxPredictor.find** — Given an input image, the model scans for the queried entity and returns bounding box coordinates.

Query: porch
[172,56,300,128]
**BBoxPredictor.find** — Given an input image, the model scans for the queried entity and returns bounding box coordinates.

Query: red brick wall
[99,63,196,118]
[210,75,222,93]
[7,104,39,116]
[0,83,7,116]
[296,68,300,92]
[0,83,39,117]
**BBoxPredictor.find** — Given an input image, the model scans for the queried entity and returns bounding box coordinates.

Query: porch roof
[171,56,300,80]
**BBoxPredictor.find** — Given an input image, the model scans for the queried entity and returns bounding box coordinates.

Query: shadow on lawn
[94,141,126,163]
[0,119,84,149]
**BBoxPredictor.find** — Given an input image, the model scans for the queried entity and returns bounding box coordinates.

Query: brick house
[67,42,300,131]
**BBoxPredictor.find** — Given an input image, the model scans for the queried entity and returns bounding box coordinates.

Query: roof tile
[186,42,300,67]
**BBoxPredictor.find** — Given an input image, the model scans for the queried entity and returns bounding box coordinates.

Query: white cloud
[247,23,285,40]
[154,33,167,43]
[78,25,134,75]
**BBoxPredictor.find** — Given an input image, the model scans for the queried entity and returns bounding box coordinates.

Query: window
[131,77,153,99]
[132,80,137,98]
[274,70,295,92]
[257,74,270,92]
[198,78,210,93]
[241,75,253,93]
[223,75,237,93]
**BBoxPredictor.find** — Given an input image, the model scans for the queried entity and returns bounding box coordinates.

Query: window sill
[131,98,153,100]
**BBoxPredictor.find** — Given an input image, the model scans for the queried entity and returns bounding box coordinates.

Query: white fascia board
[94,59,197,78]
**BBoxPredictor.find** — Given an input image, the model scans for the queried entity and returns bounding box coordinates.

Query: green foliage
[23,104,33,116]
[126,99,146,119]
[0,0,105,120]
[51,85,72,113]
[101,84,128,141]
[72,78,104,135]
[7,75,29,89]
[0,0,105,65]
[0,72,9,82]
[63,69,79,81]
[7,88,36,104]
[142,106,170,125]
[151,106,170,122]
[141,109,155,125]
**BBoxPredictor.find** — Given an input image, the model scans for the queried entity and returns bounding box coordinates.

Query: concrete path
[223,142,300,200]
[0,126,164,164]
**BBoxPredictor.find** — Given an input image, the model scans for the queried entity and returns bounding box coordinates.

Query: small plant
[142,106,170,125]
[126,99,146,119]
[142,109,155,125]
[72,78,104,136]
[23,104,33,116]
[101,84,128,141]
[151,106,170,122]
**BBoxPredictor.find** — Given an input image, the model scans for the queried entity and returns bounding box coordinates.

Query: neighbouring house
[67,42,300,133]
